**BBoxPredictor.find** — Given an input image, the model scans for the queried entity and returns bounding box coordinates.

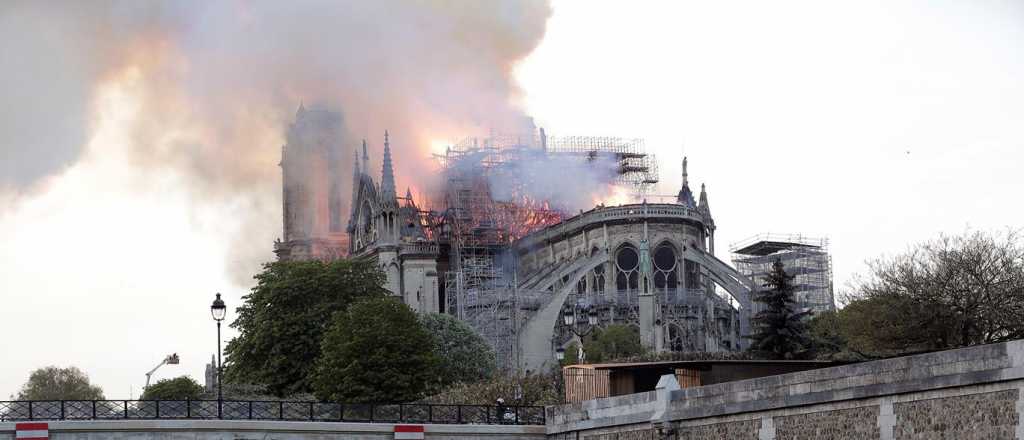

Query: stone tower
[273,104,349,261]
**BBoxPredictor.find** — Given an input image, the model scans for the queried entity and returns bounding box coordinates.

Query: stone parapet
[666,340,1018,421]
[0,419,545,440]
[547,340,1024,439]
[515,203,706,251]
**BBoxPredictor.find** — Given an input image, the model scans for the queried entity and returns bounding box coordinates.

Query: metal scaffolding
[729,233,835,316]
[436,129,659,370]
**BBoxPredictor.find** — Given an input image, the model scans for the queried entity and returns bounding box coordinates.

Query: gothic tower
[274,104,350,261]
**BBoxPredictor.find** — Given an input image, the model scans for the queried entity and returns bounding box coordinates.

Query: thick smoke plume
[0,1,551,283]
[488,152,621,213]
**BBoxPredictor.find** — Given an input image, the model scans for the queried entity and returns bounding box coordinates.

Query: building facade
[274,108,756,371]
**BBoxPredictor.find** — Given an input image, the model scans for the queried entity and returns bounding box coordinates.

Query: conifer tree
[748,258,812,359]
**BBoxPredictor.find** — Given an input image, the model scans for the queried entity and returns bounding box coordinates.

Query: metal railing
[0,400,545,425]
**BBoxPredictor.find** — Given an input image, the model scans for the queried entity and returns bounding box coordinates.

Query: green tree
[224,259,387,396]
[561,324,645,364]
[419,313,496,387]
[14,366,104,400]
[141,376,204,400]
[584,325,645,363]
[747,259,812,359]
[313,297,439,403]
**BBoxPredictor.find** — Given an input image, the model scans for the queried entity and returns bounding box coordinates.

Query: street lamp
[559,304,600,362]
[210,293,226,419]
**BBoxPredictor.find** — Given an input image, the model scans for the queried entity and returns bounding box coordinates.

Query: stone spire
[296,101,306,118]
[362,139,369,163]
[350,149,361,218]
[676,156,696,207]
[698,183,710,214]
[381,130,396,198]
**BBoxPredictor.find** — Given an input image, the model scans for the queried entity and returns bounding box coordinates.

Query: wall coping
[666,340,1023,421]
[0,419,546,435]
[546,340,1024,434]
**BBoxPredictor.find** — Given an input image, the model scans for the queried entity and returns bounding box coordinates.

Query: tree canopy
[14,366,104,400]
[848,230,1024,350]
[562,324,645,364]
[747,259,812,360]
[224,259,387,396]
[141,376,204,400]
[419,313,496,386]
[312,297,440,403]
[810,230,1024,359]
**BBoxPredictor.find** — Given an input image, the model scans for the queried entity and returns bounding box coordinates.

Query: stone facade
[676,420,759,440]
[585,428,658,440]
[545,340,1024,440]
[773,406,879,440]
[274,117,756,369]
[273,105,349,261]
[893,389,1019,440]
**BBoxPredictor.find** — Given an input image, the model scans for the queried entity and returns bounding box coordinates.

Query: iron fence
[0,400,545,425]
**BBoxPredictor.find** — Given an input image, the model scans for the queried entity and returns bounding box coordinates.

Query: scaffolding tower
[729,233,835,316]
[437,129,659,371]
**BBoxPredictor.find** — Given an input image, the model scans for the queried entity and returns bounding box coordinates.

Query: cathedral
[274,106,755,372]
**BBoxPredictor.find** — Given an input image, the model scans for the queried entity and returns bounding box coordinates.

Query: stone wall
[773,406,879,440]
[676,419,759,440]
[893,389,1019,440]
[546,340,1024,439]
[0,420,545,440]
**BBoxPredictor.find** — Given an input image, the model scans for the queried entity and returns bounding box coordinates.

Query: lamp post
[210,293,226,419]
[559,304,599,362]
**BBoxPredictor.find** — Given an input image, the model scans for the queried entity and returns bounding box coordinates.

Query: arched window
[615,245,639,293]
[653,243,679,297]
[593,263,606,294]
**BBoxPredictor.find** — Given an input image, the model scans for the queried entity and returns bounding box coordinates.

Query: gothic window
[684,259,701,290]
[653,243,679,301]
[361,202,373,235]
[593,263,606,294]
[615,245,639,293]
[668,324,685,352]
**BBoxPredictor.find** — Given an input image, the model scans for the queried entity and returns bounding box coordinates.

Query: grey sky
[2,0,1023,399]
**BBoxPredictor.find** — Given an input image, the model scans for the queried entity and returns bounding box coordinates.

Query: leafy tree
[561,324,645,364]
[588,325,645,362]
[807,310,847,357]
[848,230,1024,350]
[312,297,439,403]
[141,376,204,400]
[747,259,812,359]
[419,313,496,387]
[14,366,104,400]
[224,259,387,397]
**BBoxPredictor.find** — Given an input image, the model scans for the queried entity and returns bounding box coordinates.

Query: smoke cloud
[488,152,621,212]
[0,0,551,283]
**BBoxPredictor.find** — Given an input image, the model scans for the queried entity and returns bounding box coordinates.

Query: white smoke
[487,151,621,212]
[0,0,552,282]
